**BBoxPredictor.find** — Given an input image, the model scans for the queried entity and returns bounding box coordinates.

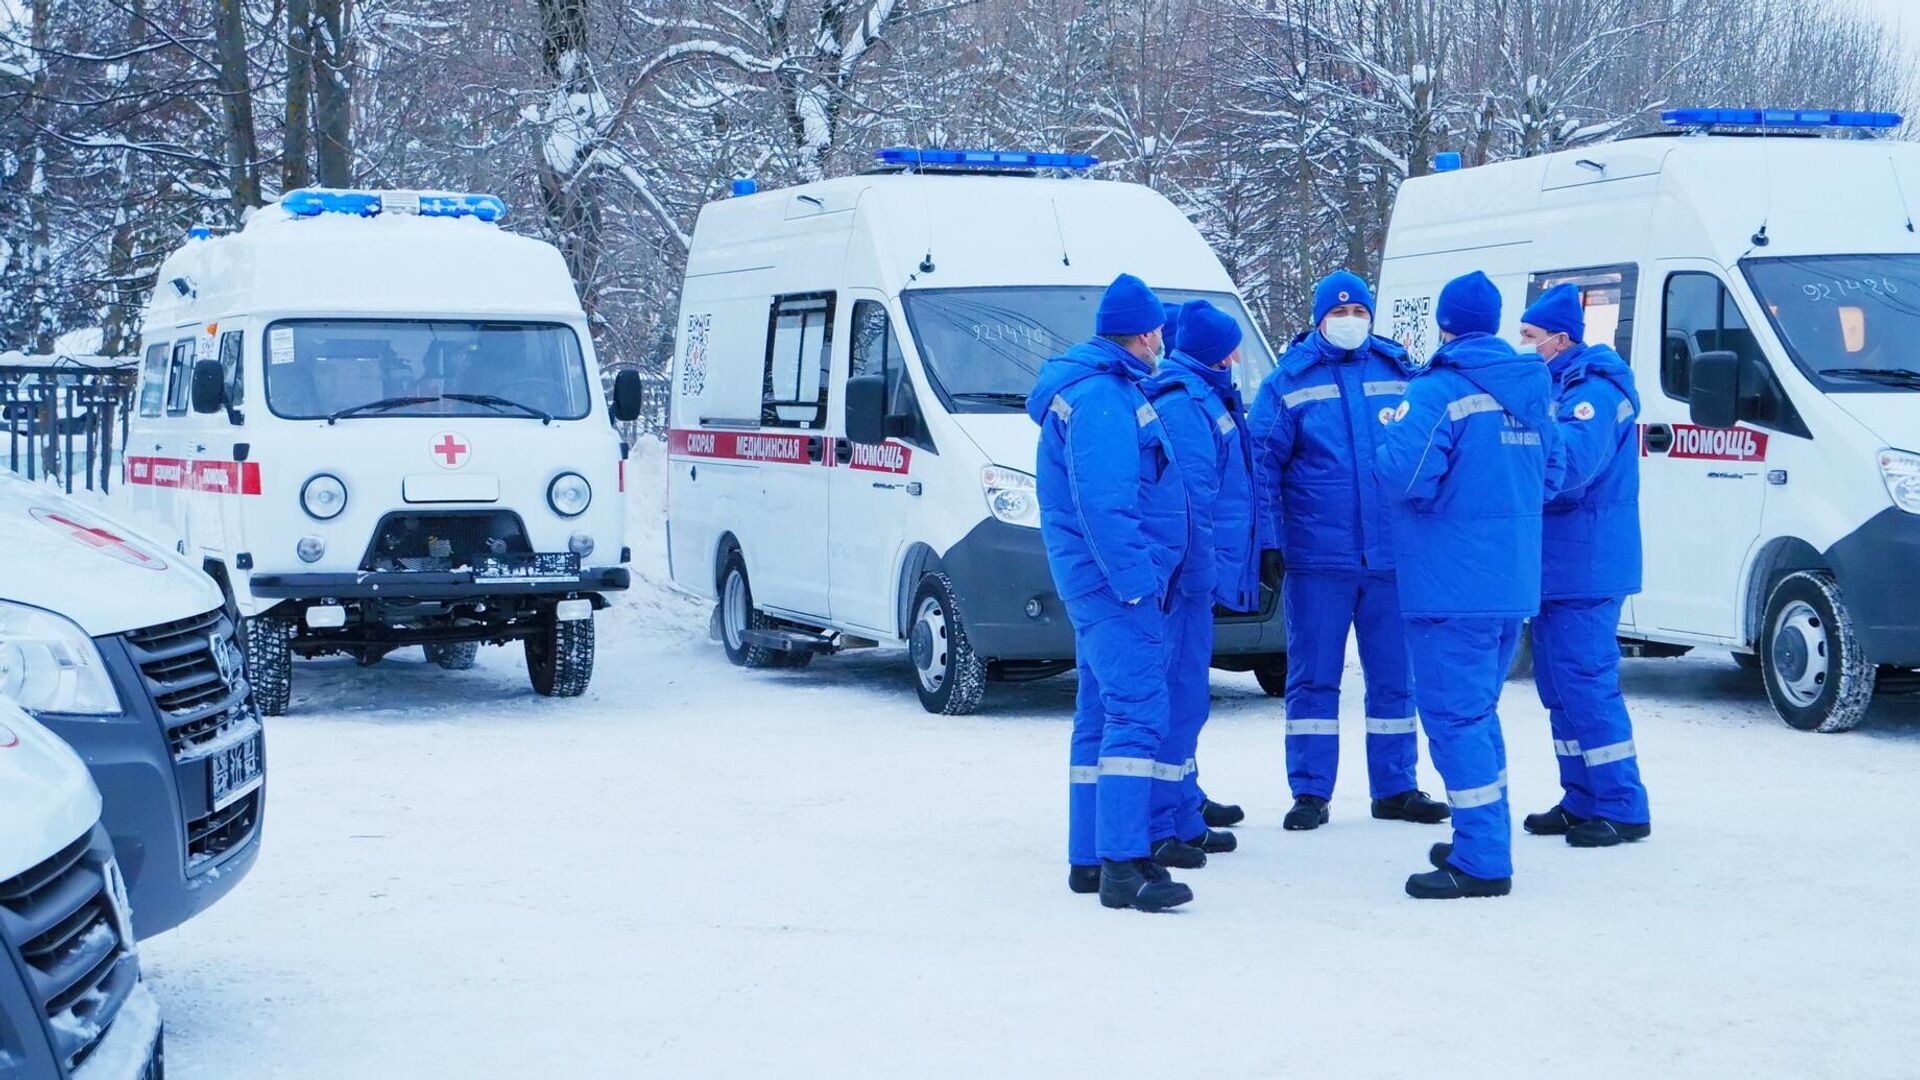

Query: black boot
[1100,858,1193,912]
[1565,818,1652,848]
[1283,795,1330,831]
[1151,835,1207,870]
[1372,789,1451,824]
[1201,800,1245,828]
[1068,864,1102,895]
[1428,842,1452,870]
[1405,865,1512,899]
[1184,828,1237,854]
[1522,805,1589,836]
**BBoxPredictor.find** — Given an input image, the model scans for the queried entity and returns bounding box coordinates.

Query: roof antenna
[1750,129,1776,250]
[1891,155,1917,233]
[1050,198,1072,266]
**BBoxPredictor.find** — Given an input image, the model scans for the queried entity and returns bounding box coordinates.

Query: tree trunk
[313,0,354,187]
[285,0,314,191]
[215,0,263,213]
[534,0,605,333]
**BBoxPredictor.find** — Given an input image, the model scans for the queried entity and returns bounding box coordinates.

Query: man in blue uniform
[1248,270,1448,832]
[1142,300,1261,868]
[1518,283,1653,847]
[1026,273,1192,912]
[1376,270,1552,899]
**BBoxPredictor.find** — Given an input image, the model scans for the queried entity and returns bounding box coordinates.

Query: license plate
[474,552,581,581]
[210,735,263,810]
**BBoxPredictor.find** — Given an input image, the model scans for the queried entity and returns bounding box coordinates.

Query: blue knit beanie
[1095,274,1166,336]
[1313,270,1376,326]
[1520,282,1585,341]
[1436,271,1502,337]
[1161,302,1183,353]
[1177,300,1243,365]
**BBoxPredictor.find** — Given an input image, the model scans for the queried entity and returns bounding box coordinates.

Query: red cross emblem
[0,721,17,749]
[431,432,470,469]
[29,508,165,570]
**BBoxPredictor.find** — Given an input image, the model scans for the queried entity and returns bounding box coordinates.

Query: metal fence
[1,363,138,495]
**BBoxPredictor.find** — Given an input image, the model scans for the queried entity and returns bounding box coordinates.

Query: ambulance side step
[742,627,837,654]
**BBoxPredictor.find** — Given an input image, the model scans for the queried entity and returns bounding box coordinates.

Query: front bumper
[1826,507,1920,666]
[249,566,631,600]
[939,519,1287,662]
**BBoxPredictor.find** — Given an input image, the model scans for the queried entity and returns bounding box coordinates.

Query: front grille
[0,829,140,1074]
[361,510,532,572]
[122,608,254,757]
[188,788,261,868]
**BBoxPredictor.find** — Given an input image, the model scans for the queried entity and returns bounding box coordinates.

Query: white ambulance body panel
[1379,129,1920,730]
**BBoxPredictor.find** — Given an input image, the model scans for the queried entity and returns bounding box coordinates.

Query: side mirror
[846,374,887,446]
[1687,349,1740,428]
[611,369,643,423]
[190,359,226,414]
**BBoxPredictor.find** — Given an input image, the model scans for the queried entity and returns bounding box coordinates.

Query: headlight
[301,473,348,520]
[982,465,1040,528]
[548,472,592,517]
[1880,449,1920,514]
[0,601,121,715]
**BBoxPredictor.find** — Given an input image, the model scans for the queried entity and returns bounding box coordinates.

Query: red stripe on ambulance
[668,428,809,464]
[126,455,263,495]
[1643,424,1768,462]
[845,441,911,474]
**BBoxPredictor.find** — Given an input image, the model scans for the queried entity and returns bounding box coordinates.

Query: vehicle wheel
[717,552,783,669]
[425,641,480,670]
[1506,620,1535,681]
[908,572,986,715]
[1253,655,1288,697]
[526,616,595,697]
[241,613,294,717]
[1760,571,1875,732]
[1731,650,1761,671]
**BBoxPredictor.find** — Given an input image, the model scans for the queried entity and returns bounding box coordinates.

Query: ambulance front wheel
[526,615,595,697]
[1760,571,1876,733]
[719,553,784,669]
[909,572,985,716]
[425,641,480,670]
[242,613,294,717]
[1252,656,1289,696]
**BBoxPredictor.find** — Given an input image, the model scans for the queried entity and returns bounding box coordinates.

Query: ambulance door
[152,334,198,548]
[128,342,170,523]
[828,295,930,635]
[749,291,836,621]
[180,324,227,558]
[1634,266,1769,640]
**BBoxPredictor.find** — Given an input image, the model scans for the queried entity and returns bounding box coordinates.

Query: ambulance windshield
[264,319,595,419]
[1744,255,1920,391]
[900,286,1274,412]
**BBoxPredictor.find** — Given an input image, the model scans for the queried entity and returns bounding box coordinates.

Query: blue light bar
[279,188,508,223]
[874,147,1099,171]
[1660,107,1904,131]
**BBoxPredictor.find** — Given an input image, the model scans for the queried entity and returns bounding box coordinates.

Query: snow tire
[242,612,295,717]
[526,615,595,697]
[1252,655,1288,697]
[1760,570,1875,733]
[718,552,782,669]
[909,571,986,715]
[1506,620,1535,682]
[425,641,481,671]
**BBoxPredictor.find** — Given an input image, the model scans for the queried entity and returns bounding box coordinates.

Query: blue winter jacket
[1025,338,1189,604]
[1248,330,1414,572]
[1542,342,1642,601]
[1375,332,1554,618]
[1142,349,1260,612]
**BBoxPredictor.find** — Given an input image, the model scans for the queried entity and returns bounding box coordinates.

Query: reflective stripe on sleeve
[1185,757,1198,777]
[1286,718,1340,736]
[1282,384,1341,408]
[1100,756,1157,778]
[1365,716,1418,735]
[1216,413,1236,435]
[1448,778,1507,809]
[1136,402,1158,427]
[1617,398,1635,423]
[1447,393,1504,420]
[1150,761,1187,781]
[1069,765,1099,784]
[1582,740,1637,766]
[1049,396,1072,421]
[1553,739,1582,757]
[1363,380,1409,397]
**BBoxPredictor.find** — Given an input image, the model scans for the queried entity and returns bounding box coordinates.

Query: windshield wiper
[1824,367,1920,388]
[441,393,553,425]
[325,396,437,424]
[949,391,1030,408]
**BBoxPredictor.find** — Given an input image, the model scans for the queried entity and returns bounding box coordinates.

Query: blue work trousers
[1404,617,1521,880]
[1151,591,1214,843]
[1532,597,1651,825]
[1283,570,1419,800]
[1066,588,1172,865]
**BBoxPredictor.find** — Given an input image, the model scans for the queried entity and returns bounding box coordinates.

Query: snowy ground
[116,464,1920,1078]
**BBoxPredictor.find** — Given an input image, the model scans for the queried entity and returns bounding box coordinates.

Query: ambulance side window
[762,292,834,429]
[137,344,168,417]
[164,340,194,415]
[1661,272,1763,401]
[848,300,931,451]
[219,330,245,410]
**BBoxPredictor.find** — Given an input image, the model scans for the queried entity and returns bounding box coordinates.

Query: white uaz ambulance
[1377,108,1920,733]
[666,149,1288,714]
[0,698,165,1080]
[129,189,643,714]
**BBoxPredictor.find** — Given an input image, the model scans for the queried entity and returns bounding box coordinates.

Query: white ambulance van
[666,148,1289,714]
[1377,108,1920,733]
[0,697,165,1080]
[130,189,643,714]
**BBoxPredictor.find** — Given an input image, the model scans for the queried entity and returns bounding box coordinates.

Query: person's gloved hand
[1260,549,1286,587]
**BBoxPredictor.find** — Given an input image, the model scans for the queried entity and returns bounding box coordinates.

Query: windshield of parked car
[900,286,1275,412]
[1743,255,1920,391]
[264,319,594,419]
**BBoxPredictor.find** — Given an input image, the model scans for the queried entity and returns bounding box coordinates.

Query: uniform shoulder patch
[1572,401,1596,421]
[1378,406,1394,426]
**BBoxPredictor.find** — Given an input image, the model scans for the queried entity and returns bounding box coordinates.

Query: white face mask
[1322,314,1372,352]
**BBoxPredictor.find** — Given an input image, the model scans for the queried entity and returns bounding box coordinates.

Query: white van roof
[1386,135,1920,267]
[687,173,1239,295]
[0,698,101,878]
[144,198,585,328]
